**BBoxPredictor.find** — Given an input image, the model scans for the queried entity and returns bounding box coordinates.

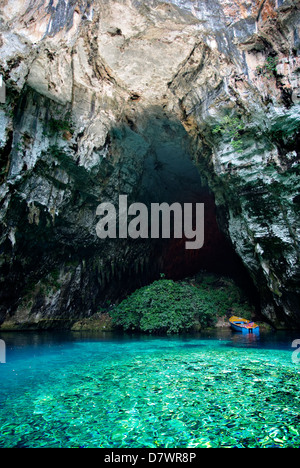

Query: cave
[1,0,300,451]
[95,111,260,310]
[0,104,261,326]
[0,0,299,330]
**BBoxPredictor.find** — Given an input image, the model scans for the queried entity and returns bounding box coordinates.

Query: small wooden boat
[229,316,259,334]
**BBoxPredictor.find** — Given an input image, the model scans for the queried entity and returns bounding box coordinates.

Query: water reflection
[0,328,299,365]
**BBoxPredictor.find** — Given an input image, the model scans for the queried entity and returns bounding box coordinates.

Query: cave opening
[109,110,260,310]
[0,100,261,326]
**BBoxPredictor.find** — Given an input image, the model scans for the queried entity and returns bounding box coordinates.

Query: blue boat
[229,316,259,334]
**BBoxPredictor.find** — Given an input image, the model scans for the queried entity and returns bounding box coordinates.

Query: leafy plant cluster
[256,56,279,78]
[46,111,73,137]
[212,115,245,153]
[193,273,253,320]
[110,274,254,335]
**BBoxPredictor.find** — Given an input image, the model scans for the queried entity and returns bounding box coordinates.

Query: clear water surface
[0,329,300,448]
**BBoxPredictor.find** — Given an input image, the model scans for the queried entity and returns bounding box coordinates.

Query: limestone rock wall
[0,0,299,328]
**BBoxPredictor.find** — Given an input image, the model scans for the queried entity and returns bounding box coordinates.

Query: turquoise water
[0,330,300,448]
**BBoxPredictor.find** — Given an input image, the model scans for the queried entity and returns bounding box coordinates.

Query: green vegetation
[0,103,14,119]
[212,115,245,153]
[46,112,73,137]
[256,56,279,78]
[110,273,254,334]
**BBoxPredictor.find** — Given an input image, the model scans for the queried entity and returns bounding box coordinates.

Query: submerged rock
[0,0,299,328]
